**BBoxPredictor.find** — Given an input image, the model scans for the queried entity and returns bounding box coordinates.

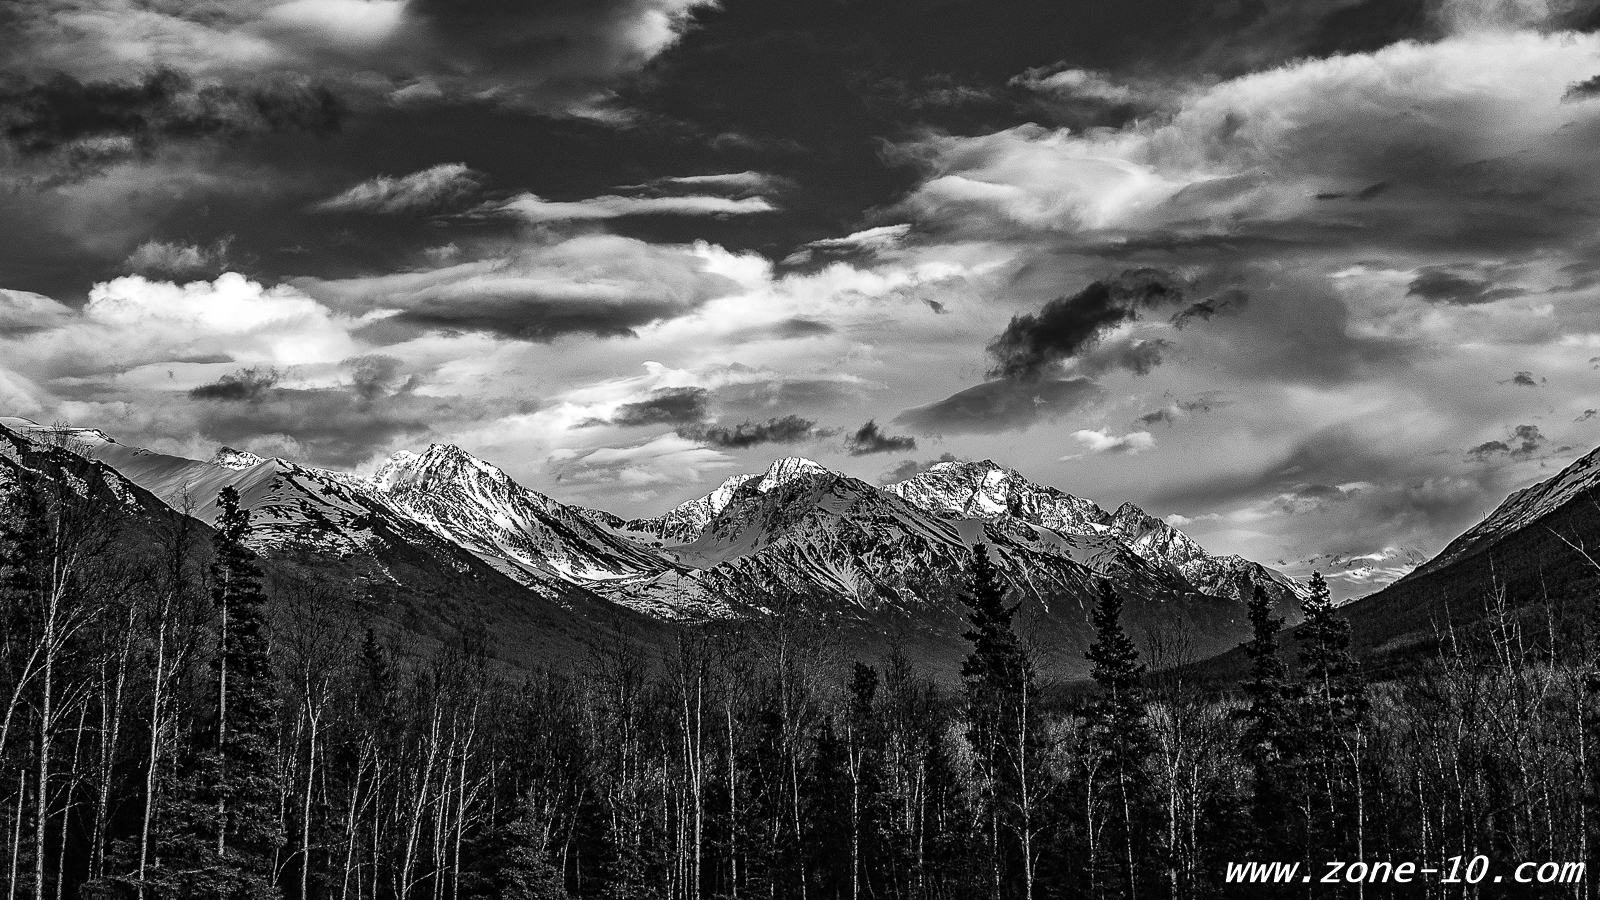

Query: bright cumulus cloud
[1068,428,1155,456]
[83,273,358,366]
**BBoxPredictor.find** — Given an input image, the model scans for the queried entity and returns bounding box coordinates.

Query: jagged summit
[884,456,1106,531]
[369,443,514,494]
[755,456,831,493]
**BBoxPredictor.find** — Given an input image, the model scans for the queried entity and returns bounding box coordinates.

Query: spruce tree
[1292,572,1366,860]
[1084,579,1153,900]
[210,486,282,899]
[1237,583,1294,854]
[958,543,1040,899]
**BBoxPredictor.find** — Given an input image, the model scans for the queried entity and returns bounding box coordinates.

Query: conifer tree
[1292,572,1366,860]
[1084,579,1153,900]
[958,543,1042,900]
[1237,583,1294,853]
[210,486,282,899]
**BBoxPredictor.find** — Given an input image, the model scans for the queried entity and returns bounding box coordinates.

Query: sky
[6,0,1600,596]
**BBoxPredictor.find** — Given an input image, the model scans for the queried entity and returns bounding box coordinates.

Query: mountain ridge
[0,416,1308,675]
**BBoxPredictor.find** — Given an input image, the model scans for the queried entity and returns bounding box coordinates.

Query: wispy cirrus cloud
[313,163,482,214]
[490,192,777,223]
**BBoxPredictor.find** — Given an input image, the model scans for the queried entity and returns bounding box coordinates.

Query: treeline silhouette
[3,466,1599,899]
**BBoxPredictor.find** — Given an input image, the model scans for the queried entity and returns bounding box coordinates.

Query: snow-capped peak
[756,456,831,493]
[884,457,1106,529]
[369,444,512,495]
[211,447,266,470]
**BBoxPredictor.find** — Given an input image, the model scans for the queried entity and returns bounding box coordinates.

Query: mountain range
[0,416,1309,676]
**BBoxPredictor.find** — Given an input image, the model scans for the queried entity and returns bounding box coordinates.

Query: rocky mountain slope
[1194,445,1600,680]
[0,418,675,668]
[0,416,1307,676]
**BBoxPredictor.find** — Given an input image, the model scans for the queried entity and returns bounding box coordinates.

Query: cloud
[1564,74,1600,101]
[1406,267,1525,305]
[790,224,914,263]
[1078,337,1172,377]
[880,452,958,484]
[1467,424,1548,460]
[188,366,284,401]
[844,420,916,456]
[602,386,710,427]
[1067,427,1155,456]
[0,289,72,337]
[343,354,407,401]
[0,70,342,181]
[4,0,713,114]
[1170,290,1248,328]
[891,30,1600,255]
[647,171,788,194]
[1015,67,1143,105]
[894,377,1102,435]
[679,415,821,449]
[1137,395,1229,427]
[1271,482,1367,515]
[299,234,743,342]
[313,163,482,214]
[559,432,733,486]
[77,273,357,367]
[491,192,777,223]
[1502,370,1542,387]
[1578,408,1598,422]
[192,387,454,468]
[184,362,459,467]
[985,269,1182,381]
[123,238,231,280]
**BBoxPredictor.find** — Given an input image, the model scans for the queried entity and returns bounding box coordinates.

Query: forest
[2,452,1599,900]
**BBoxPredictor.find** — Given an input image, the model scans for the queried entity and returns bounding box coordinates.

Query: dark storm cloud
[1503,371,1542,388]
[894,377,1102,435]
[381,297,687,343]
[894,270,1189,436]
[1170,290,1248,328]
[844,420,916,456]
[880,452,958,484]
[188,367,284,402]
[1467,424,1547,460]
[344,355,409,402]
[986,269,1182,381]
[679,415,821,448]
[193,391,452,468]
[187,363,463,467]
[601,387,711,427]
[0,70,341,181]
[1564,75,1600,101]
[1406,267,1524,305]
[1578,409,1598,422]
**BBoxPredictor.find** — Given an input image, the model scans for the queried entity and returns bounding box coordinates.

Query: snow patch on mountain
[367,444,678,584]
